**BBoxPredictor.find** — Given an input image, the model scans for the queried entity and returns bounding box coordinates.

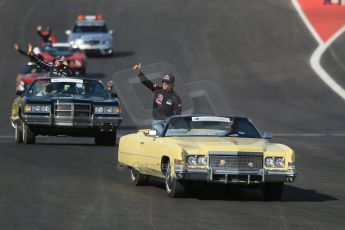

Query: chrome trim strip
[53,122,93,127]
[208,151,263,156]
[119,151,161,160]
[213,169,263,175]
[209,167,213,181]
[94,116,123,121]
[185,168,208,173]
[266,170,297,175]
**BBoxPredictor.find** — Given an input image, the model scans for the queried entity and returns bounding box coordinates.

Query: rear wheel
[262,182,284,201]
[165,161,185,198]
[14,124,23,143]
[130,168,149,186]
[22,123,35,144]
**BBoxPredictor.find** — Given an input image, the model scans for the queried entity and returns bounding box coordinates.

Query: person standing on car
[27,43,74,77]
[133,63,182,134]
[37,25,55,46]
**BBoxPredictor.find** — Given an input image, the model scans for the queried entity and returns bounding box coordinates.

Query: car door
[140,135,165,177]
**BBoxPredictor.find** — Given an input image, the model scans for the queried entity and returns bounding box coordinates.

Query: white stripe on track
[291,0,324,45]
[310,26,345,101]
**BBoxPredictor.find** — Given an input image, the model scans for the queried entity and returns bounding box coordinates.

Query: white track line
[310,25,345,101]
[291,0,345,101]
[291,0,323,45]
[0,136,13,139]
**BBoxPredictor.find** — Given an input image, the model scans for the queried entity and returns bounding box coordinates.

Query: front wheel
[262,182,284,201]
[130,168,149,186]
[14,124,23,143]
[165,161,185,198]
[22,123,35,144]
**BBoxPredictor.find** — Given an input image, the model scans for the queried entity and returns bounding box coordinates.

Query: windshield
[21,64,47,74]
[43,46,76,56]
[164,116,261,138]
[73,25,108,33]
[26,78,109,98]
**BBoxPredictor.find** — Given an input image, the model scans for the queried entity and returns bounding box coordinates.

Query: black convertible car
[11,77,122,145]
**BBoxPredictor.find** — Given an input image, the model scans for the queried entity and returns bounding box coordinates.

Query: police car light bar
[77,14,103,21]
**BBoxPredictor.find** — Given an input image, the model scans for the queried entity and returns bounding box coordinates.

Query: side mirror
[16,90,24,96]
[111,92,118,98]
[262,131,273,139]
[148,130,158,137]
[65,30,71,35]
[109,30,114,35]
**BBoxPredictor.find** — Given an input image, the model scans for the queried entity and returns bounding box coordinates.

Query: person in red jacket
[37,25,55,46]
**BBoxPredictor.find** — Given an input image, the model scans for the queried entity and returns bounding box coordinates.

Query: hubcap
[130,169,136,181]
[22,125,26,140]
[165,164,173,193]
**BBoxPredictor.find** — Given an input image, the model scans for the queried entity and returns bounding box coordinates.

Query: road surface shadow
[148,178,337,202]
[31,136,119,146]
[112,51,135,58]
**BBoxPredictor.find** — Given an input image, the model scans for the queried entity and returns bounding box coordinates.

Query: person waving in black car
[27,43,74,78]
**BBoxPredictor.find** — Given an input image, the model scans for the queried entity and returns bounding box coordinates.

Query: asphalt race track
[1,0,345,229]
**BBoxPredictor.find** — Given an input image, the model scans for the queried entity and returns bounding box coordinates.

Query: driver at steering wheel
[224,120,239,137]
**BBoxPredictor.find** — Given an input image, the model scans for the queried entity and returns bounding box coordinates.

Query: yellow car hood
[164,136,269,154]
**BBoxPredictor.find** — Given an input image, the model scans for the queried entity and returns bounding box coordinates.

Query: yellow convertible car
[118,115,297,200]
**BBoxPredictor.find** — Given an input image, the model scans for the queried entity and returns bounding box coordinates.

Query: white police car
[66,15,113,56]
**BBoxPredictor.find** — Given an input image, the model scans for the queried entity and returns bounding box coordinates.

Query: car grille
[84,40,100,45]
[209,153,263,170]
[54,103,91,117]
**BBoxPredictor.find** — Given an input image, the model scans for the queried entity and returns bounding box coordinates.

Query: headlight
[24,104,31,113]
[275,157,285,168]
[265,157,285,167]
[75,39,84,45]
[197,156,207,165]
[265,157,275,167]
[94,106,120,114]
[187,156,197,165]
[94,106,104,113]
[187,155,206,166]
[102,40,111,45]
[24,104,51,113]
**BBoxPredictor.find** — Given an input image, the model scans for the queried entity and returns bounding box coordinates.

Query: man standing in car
[133,63,182,134]
[27,43,74,78]
[37,25,55,46]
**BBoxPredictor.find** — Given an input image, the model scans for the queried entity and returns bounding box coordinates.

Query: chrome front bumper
[174,166,297,184]
[23,114,122,130]
[76,43,113,55]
